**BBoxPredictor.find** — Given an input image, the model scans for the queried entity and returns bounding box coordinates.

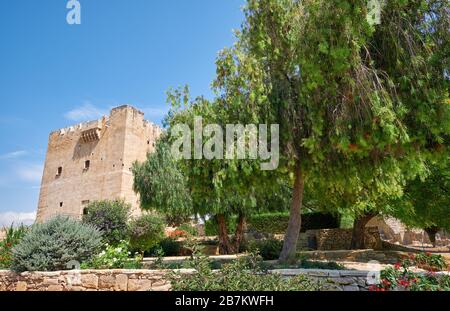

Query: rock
[343,285,360,291]
[15,281,28,291]
[150,283,171,291]
[47,285,64,291]
[331,277,354,285]
[81,274,98,289]
[128,279,152,291]
[99,275,115,289]
[115,274,128,291]
[43,278,59,285]
[66,286,84,291]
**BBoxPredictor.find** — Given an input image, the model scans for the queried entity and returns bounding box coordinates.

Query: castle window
[83,208,89,215]
[59,202,63,208]
[84,160,91,170]
[56,167,63,177]
[82,200,90,206]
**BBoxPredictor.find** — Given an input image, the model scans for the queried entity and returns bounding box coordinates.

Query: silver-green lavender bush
[11,216,102,272]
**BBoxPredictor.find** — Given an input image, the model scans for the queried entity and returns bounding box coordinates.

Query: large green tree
[132,135,193,225]
[212,0,449,261]
[164,91,289,254]
[392,159,450,245]
[351,0,450,247]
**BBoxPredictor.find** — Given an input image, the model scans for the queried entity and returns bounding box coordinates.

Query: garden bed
[0,268,371,292]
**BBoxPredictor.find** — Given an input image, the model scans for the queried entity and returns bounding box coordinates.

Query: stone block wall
[298,228,382,251]
[272,269,372,291]
[0,269,175,292]
[0,269,373,291]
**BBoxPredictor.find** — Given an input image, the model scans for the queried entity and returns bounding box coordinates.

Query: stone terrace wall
[297,228,382,251]
[0,269,174,292]
[272,269,372,291]
[0,269,372,292]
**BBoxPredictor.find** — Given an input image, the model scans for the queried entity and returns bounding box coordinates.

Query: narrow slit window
[56,167,63,176]
[84,160,91,170]
[59,202,63,208]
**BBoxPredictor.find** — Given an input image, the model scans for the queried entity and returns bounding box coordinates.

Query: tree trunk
[425,227,439,248]
[351,213,376,249]
[234,213,247,253]
[279,163,304,264]
[217,214,235,254]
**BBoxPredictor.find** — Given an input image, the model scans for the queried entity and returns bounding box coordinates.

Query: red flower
[394,263,401,270]
[425,252,432,257]
[369,285,379,291]
[398,279,410,287]
[382,279,391,287]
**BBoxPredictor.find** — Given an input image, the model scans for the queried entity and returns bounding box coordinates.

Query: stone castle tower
[36,105,162,223]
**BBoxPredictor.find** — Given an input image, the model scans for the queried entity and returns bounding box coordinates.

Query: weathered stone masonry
[36,105,162,222]
[0,269,373,291]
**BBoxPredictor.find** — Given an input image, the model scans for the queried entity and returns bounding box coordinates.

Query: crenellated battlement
[37,105,162,223]
[50,105,161,138]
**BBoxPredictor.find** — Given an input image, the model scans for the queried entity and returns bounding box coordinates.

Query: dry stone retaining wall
[0,269,175,292]
[0,269,373,291]
[297,228,382,251]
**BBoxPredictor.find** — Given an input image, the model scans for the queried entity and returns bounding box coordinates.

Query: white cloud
[0,211,36,227]
[64,102,107,122]
[139,107,168,123]
[0,150,28,160]
[17,164,43,183]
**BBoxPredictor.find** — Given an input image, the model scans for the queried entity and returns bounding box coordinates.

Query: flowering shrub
[128,214,165,254]
[177,224,198,237]
[370,253,450,291]
[82,200,130,246]
[0,225,28,269]
[414,252,448,272]
[168,229,188,239]
[81,240,142,269]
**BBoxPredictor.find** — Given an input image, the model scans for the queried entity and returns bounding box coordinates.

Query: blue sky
[0,0,244,226]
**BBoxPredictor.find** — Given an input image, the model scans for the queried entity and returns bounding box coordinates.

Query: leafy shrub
[81,240,142,269]
[371,254,450,291]
[168,229,187,238]
[204,216,237,236]
[0,225,28,269]
[247,212,340,234]
[247,213,289,234]
[82,200,130,245]
[177,223,198,237]
[414,253,448,272]
[12,216,102,272]
[149,238,182,257]
[128,214,165,254]
[164,213,192,227]
[248,239,283,260]
[268,260,345,270]
[169,252,318,291]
